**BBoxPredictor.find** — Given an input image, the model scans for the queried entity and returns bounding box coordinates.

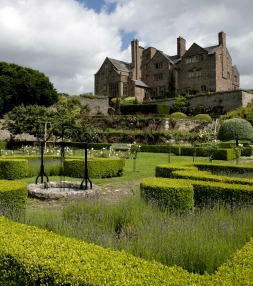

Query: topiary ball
[170,112,187,119]
[217,118,253,141]
[194,114,212,122]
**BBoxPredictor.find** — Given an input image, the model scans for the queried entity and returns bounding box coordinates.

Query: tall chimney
[177,36,186,58]
[218,31,226,47]
[131,39,141,80]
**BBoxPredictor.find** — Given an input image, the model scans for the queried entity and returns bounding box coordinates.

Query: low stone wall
[79,96,109,115]
[155,90,253,113]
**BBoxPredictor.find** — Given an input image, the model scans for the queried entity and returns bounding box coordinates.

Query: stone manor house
[94,31,240,103]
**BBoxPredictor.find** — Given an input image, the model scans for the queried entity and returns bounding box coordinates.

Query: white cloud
[0,0,252,94]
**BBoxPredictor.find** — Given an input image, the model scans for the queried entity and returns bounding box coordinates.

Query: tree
[0,62,58,117]
[217,118,253,141]
[167,71,176,98]
[171,94,190,114]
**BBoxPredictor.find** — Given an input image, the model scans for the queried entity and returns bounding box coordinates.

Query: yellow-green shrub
[172,169,253,186]
[0,216,202,285]
[0,159,28,179]
[156,163,197,178]
[64,157,125,178]
[0,181,27,221]
[140,177,194,212]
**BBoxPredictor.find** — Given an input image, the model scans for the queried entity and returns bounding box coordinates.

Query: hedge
[0,181,27,221]
[172,169,253,186]
[64,158,125,178]
[0,216,201,286]
[2,216,253,285]
[120,104,169,115]
[0,159,28,179]
[140,177,194,212]
[156,163,198,178]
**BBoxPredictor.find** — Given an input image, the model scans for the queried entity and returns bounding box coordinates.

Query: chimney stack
[177,36,186,58]
[218,31,226,47]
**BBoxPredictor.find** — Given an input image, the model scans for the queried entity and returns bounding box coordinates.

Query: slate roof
[133,79,149,88]
[108,58,131,72]
[204,45,219,54]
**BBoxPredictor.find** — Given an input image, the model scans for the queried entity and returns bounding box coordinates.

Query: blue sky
[0,0,253,94]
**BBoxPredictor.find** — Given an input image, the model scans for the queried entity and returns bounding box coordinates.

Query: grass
[18,152,253,275]
[19,152,217,184]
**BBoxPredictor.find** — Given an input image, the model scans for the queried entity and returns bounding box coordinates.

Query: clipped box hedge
[120,104,169,115]
[172,169,253,186]
[0,180,27,221]
[64,157,125,178]
[156,163,198,178]
[2,216,253,285]
[140,177,194,212]
[0,216,202,286]
[0,159,28,179]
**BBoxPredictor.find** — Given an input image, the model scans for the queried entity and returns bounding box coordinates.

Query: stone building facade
[94,31,240,103]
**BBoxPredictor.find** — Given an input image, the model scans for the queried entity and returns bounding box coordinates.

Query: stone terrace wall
[79,96,109,115]
[154,90,253,113]
[189,90,253,113]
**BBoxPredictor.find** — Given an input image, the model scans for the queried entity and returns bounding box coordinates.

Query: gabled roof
[204,45,219,54]
[108,58,131,72]
[132,79,149,88]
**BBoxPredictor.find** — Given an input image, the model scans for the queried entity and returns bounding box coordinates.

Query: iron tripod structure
[35,122,92,190]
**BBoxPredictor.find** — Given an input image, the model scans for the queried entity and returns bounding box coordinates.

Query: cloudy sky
[0,0,252,94]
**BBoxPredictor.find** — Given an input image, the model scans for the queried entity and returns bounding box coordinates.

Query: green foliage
[170,112,187,119]
[64,158,125,178]
[0,61,58,117]
[141,177,194,212]
[217,118,253,141]
[0,159,28,179]
[171,95,190,114]
[120,104,169,115]
[0,180,27,220]
[0,216,197,285]
[194,114,212,122]
[220,105,253,125]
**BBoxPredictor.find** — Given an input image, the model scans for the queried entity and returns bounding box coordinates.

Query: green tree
[171,95,190,114]
[167,71,176,98]
[0,62,58,117]
[217,118,253,141]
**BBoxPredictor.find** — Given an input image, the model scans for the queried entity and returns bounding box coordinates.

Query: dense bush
[217,118,253,141]
[0,159,28,179]
[0,180,27,221]
[170,112,187,119]
[194,114,212,122]
[64,158,125,178]
[120,104,169,115]
[140,177,194,212]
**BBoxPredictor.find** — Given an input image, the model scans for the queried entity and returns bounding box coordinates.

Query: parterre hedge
[140,177,194,212]
[64,157,125,178]
[2,216,253,285]
[0,181,27,221]
[0,159,28,179]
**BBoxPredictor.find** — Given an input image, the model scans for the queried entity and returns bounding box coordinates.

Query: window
[153,88,158,97]
[196,69,202,77]
[186,54,204,64]
[123,82,127,96]
[154,62,163,69]
[159,86,166,97]
[201,85,207,92]
[187,70,194,78]
[187,69,202,78]
[109,83,118,96]
[183,87,191,94]
[154,73,163,80]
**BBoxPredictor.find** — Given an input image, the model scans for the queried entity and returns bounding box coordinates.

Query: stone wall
[153,90,253,113]
[79,96,109,115]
